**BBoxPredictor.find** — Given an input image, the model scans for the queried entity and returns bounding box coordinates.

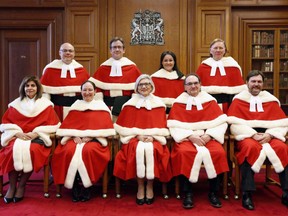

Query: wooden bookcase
[250,28,288,113]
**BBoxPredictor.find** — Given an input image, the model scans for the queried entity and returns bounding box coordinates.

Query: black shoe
[81,187,91,202]
[145,197,154,205]
[72,184,81,202]
[208,192,222,208]
[182,193,194,209]
[282,194,288,207]
[13,196,24,203]
[242,192,254,210]
[136,197,145,205]
[4,197,13,204]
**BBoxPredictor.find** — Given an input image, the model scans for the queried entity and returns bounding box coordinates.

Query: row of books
[252,31,274,44]
[252,45,274,58]
[280,31,288,44]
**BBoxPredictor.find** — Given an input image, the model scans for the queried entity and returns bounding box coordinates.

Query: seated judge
[52,80,116,202]
[113,74,172,205]
[0,76,60,204]
[227,70,288,210]
[168,73,229,209]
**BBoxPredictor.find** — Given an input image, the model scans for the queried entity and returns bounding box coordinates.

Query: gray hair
[134,74,155,94]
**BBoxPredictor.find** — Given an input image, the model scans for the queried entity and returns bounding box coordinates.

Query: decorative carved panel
[66,7,98,50]
[75,53,98,75]
[67,0,98,6]
[195,7,230,55]
[196,0,230,5]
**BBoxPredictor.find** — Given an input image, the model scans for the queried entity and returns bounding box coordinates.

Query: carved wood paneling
[196,0,230,5]
[107,0,189,75]
[194,6,230,68]
[67,0,97,6]
[75,53,98,75]
[66,7,98,51]
[230,0,257,5]
[40,0,65,6]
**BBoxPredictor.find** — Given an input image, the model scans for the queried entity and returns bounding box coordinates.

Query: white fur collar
[233,90,280,105]
[69,99,111,113]
[123,93,166,109]
[202,56,242,73]
[151,69,185,80]
[9,97,53,117]
[174,91,216,105]
[42,59,83,72]
[101,57,135,66]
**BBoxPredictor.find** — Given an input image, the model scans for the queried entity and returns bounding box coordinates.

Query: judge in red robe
[168,73,229,209]
[52,80,116,202]
[113,74,171,205]
[89,37,142,116]
[227,70,288,210]
[196,38,246,113]
[40,42,90,121]
[0,76,60,204]
[151,51,185,114]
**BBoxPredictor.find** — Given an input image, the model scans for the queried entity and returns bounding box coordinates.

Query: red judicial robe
[151,69,185,108]
[227,90,288,173]
[0,97,60,175]
[52,99,116,189]
[196,56,246,113]
[113,93,172,182]
[168,91,229,182]
[40,59,90,121]
[89,57,142,97]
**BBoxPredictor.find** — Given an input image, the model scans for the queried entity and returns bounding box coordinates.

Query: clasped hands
[73,137,93,144]
[15,132,38,141]
[188,134,211,146]
[252,133,273,144]
[137,135,154,142]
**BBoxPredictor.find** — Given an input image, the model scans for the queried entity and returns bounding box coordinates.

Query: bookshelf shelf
[251,29,288,109]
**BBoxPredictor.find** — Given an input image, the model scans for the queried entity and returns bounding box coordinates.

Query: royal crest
[130,9,164,45]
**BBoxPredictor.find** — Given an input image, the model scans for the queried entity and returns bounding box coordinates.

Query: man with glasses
[90,37,142,117]
[168,73,229,209]
[40,42,89,121]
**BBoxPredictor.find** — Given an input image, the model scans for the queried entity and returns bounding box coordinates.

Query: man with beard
[227,70,288,210]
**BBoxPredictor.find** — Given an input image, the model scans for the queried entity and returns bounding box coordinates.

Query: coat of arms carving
[130,10,164,45]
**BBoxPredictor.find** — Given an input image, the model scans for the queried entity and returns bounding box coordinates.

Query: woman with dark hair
[52,80,115,202]
[196,38,246,113]
[151,51,185,113]
[0,75,60,204]
[113,74,172,205]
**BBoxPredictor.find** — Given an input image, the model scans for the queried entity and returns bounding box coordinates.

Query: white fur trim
[251,143,284,173]
[69,99,111,113]
[64,143,92,189]
[57,129,116,139]
[136,141,145,178]
[229,124,257,141]
[101,57,136,66]
[201,85,246,95]
[233,90,280,105]
[168,114,227,131]
[151,69,185,80]
[189,146,203,183]
[205,123,228,144]
[145,142,154,179]
[89,77,135,91]
[13,139,33,173]
[265,127,287,142]
[123,94,166,109]
[42,85,82,94]
[114,123,169,137]
[0,123,23,147]
[9,97,54,117]
[202,57,242,72]
[42,59,83,73]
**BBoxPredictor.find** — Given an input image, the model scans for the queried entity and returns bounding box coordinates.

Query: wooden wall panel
[196,0,230,5]
[75,53,97,75]
[194,6,230,68]
[67,0,97,6]
[107,0,189,75]
[66,7,97,49]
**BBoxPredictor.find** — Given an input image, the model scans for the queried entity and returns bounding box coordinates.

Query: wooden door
[0,30,47,116]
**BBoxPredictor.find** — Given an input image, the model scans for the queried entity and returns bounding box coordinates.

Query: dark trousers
[241,160,288,192]
[180,175,220,194]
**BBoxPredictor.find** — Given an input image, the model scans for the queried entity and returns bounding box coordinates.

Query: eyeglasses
[60,49,74,53]
[138,83,151,88]
[111,46,124,50]
[185,82,199,86]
